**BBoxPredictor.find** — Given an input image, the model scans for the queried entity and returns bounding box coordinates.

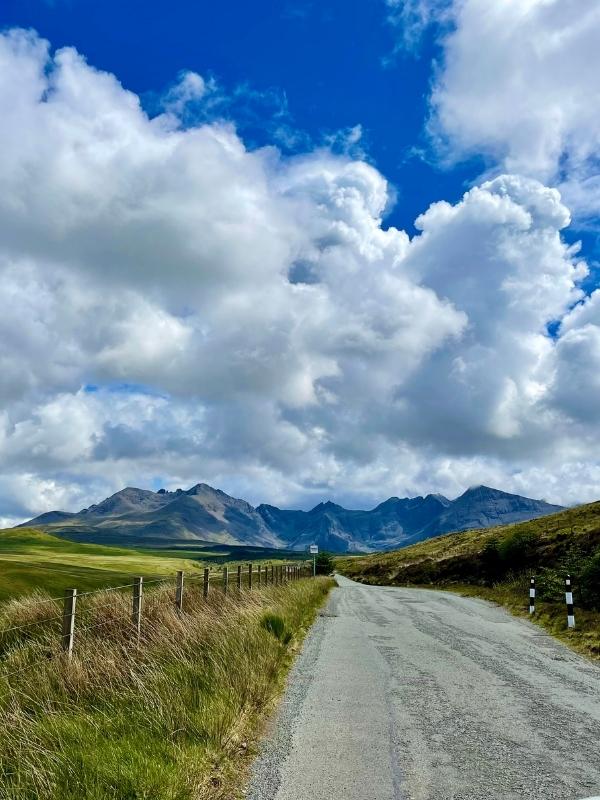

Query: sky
[0,0,600,524]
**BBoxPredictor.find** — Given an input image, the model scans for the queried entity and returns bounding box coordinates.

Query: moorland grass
[0,576,334,799]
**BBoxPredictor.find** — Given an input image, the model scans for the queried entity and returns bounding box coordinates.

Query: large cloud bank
[0,28,599,524]
[403,0,600,221]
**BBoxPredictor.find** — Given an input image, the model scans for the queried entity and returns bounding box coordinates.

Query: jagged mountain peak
[310,500,345,513]
[460,484,506,499]
[80,486,165,516]
[186,483,226,496]
[23,482,565,554]
[424,493,451,506]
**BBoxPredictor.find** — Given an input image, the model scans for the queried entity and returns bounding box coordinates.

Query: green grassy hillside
[336,501,600,658]
[0,527,210,602]
[0,527,305,602]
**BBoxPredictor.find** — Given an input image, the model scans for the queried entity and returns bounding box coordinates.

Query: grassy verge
[336,501,600,662]
[0,576,334,799]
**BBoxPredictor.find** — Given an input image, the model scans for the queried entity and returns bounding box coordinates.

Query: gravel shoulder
[247,575,600,800]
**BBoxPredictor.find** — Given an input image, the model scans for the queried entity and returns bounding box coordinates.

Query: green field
[0,527,307,603]
[336,501,600,659]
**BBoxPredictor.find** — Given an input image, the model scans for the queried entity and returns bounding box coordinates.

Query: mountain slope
[22,483,564,553]
[25,484,280,548]
[419,485,563,539]
[338,500,600,586]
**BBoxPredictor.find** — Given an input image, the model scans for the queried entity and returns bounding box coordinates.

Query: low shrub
[260,612,292,644]
[315,552,334,575]
[580,550,600,610]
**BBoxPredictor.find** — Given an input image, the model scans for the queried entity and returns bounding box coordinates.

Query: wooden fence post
[203,567,210,599]
[223,566,228,595]
[237,565,242,592]
[248,563,253,590]
[61,589,77,657]
[257,564,262,587]
[271,564,275,584]
[132,577,143,639]
[175,570,184,611]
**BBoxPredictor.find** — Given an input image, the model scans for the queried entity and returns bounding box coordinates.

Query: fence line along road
[0,561,314,674]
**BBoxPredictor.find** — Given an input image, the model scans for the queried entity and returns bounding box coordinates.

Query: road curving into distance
[248,575,600,800]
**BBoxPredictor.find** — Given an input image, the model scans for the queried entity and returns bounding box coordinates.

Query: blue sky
[0,0,479,232]
[4,0,597,262]
[0,0,600,520]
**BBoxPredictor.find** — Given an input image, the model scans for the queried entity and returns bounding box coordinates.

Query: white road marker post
[565,575,575,628]
[529,577,535,615]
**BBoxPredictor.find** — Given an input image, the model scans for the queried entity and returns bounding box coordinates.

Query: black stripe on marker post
[529,577,535,615]
[565,575,575,629]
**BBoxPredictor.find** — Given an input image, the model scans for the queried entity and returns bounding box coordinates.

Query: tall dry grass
[0,576,333,800]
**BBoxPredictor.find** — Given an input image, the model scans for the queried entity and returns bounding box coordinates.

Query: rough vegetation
[336,501,600,659]
[314,551,335,575]
[0,575,333,800]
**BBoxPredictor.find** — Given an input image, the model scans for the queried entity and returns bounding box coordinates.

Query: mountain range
[21,483,564,553]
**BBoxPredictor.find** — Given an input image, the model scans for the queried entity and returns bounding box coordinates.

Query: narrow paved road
[248,576,600,800]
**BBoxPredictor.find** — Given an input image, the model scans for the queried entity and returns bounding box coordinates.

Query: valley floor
[248,576,600,800]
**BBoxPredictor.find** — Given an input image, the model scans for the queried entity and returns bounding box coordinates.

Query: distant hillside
[22,483,563,553]
[0,526,205,602]
[336,501,600,589]
[24,484,280,549]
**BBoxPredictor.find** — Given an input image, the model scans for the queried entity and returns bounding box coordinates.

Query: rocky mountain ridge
[22,483,564,553]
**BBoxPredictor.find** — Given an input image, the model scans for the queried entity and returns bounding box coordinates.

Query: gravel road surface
[247,575,600,800]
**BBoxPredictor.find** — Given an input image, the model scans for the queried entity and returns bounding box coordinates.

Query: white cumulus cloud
[0,27,599,520]
[408,0,600,221]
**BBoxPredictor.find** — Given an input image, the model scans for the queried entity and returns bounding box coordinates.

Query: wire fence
[0,561,314,683]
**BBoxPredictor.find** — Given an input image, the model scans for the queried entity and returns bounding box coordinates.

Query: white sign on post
[309,544,318,577]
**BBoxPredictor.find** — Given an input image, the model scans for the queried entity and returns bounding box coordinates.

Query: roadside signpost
[309,544,318,577]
